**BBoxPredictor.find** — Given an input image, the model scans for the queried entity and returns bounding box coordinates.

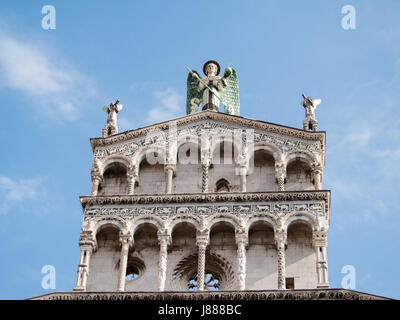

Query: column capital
[311,161,323,173]
[119,232,133,247]
[157,230,171,245]
[196,231,209,247]
[91,174,103,183]
[312,229,328,247]
[79,231,96,251]
[274,229,287,248]
[164,164,176,173]
[235,228,248,247]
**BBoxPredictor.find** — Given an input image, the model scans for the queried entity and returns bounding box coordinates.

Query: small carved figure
[301,93,321,132]
[102,99,123,137]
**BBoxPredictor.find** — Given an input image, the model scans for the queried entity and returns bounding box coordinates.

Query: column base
[73,286,85,292]
[317,284,330,289]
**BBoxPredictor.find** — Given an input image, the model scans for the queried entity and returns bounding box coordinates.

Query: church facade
[31,61,388,300]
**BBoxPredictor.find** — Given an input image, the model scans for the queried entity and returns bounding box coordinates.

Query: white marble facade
[74,111,329,292]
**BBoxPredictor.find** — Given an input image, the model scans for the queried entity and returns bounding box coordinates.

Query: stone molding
[29,289,390,300]
[80,191,330,209]
[90,111,325,150]
[91,114,325,171]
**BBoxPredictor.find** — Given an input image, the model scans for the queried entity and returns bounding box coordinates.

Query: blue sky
[0,0,399,299]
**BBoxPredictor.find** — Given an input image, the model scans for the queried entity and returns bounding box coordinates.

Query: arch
[131,216,164,236]
[206,213,240,231]
[167,215,201,235]
[251,143,282,163]
[92,217,127,236]
[245,214,277,234]
[100,155,132,176]
[284,150,318,169]
[283,212,317,231]
[132,145,168,171]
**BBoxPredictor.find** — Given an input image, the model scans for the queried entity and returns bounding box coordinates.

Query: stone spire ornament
[102,99,123,137]
[186,60,240,116]
[301,93,321,132]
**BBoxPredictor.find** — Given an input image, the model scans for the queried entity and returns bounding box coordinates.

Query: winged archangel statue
[102,99,123,137]
[301,93,321,132]
[186,60,240,116]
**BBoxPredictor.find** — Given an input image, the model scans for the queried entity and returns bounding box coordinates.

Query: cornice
[29,289,390,300]
[89,111,326,153]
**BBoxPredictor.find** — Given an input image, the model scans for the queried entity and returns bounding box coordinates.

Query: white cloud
[146,88,183,123]
[0,31,95,122]
[0,175,45,214]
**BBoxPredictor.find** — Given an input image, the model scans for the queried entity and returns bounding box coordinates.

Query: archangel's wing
[313,99,322,107]
[186,70,202,115]
[102,106,109,113]
[222,67,240,116]
[116,104,123,112]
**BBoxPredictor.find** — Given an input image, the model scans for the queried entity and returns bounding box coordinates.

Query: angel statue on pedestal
[102,99,123,137]
[186,60,240,116]
[301,93,321,132]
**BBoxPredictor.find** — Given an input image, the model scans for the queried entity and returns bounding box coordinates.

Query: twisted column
[275,161,286,191]
[196,232,209,291]
[313,230,329,288]
[127,170,137,195]
[201,161,210,193]
[275,229,287,290]
[117,233,133,292]
[157,231,170,291]
[235,229,248,290]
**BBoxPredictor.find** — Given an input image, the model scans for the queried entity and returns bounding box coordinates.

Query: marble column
[91,176,102,196]
[165,165,175,194]
[127,172,136,195]
[74,245,93,291]
[239,166,248,192]
[235,231,248,290]
[196,232,209,291]
[275,230,287,290]
[157,231,170,291]
[313,230,329,288]
[117,234,132,292]
[313,169,322,190]
[201,161,210,193]
[275,162,286,192]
